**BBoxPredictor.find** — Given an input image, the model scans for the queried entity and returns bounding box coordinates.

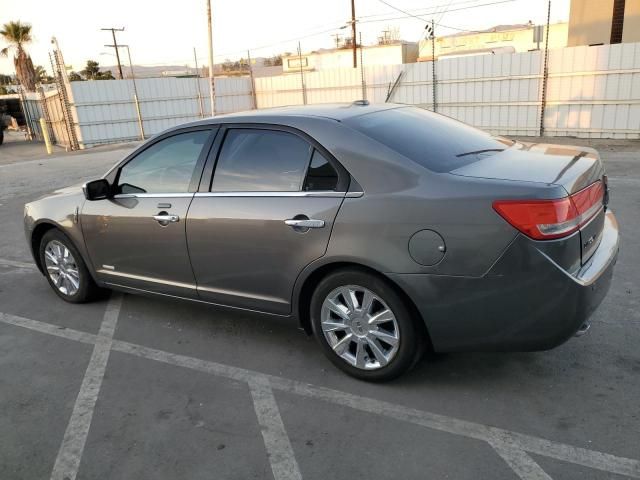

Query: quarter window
[117,130,209,194]
[212,129,311,192]
[303,149,339,191]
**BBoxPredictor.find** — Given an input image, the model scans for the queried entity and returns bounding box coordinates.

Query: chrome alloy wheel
[320,285,400,370]
[44,240,80,296]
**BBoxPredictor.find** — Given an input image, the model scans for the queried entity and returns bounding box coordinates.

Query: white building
[281,41,418,73]
[418,23,568,61]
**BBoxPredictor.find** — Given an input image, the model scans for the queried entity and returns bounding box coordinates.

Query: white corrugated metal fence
[69,76,253,147]
[45,42,640,148]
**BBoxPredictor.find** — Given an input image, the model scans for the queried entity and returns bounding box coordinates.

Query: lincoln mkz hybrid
[24,103,619,380]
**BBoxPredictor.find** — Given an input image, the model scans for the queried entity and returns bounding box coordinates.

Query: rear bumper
[389,210,619,352]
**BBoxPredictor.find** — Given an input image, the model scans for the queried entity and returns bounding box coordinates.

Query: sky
[0,0,570,75]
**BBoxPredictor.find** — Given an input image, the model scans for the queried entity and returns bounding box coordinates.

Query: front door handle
[284,218,325,229]
[153,213,180,224]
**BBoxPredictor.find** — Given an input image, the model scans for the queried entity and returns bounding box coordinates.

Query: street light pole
[350,0,357,68]
[105,44,145,139]
[206,0,216,116]
[124,46,145,140]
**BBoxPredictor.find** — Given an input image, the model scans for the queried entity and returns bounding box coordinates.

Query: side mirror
[83,179,112,201]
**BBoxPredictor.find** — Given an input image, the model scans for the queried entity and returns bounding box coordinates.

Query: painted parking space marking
[49,293,123,480]
[1,309,639,479]
[0,258,37,270]
[0,311,96,345]
[490,441,553,480]
[249,377,303,480]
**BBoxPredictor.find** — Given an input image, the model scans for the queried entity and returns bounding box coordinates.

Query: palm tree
[0,21,37,91]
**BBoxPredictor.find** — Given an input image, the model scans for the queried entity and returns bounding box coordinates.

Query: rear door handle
[284,218,325,229]
[153,214,180,223]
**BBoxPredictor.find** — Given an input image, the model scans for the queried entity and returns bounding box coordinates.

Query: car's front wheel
[39,229,100,303]
[310,268,424,381]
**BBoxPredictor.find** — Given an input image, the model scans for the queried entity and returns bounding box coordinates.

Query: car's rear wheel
[39,229,100,303]
[310,268,424,381]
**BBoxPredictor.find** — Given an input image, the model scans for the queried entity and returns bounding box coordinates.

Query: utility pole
[206,0,216,116]
[193,48,205,118]
[297,41,307,105]
[539,0,551,136]
[247,50,257,109]
[431,19,437,112]
[332,33,342,48]
[101,27,125,79]
[351,0,357,68]
[359,32,366,100]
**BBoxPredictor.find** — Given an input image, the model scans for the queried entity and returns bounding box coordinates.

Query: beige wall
[568,0,640,45]
[568,0,614,46]
[623,0,640,42]
[418,23,567,60]
[282,43,415,73]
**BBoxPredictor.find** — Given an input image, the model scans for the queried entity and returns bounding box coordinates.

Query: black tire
[0,129,4,145]
[310,268,424,382]
[39,229,101,303]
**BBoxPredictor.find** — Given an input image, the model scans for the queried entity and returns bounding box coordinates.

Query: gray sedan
[23,103,619,381]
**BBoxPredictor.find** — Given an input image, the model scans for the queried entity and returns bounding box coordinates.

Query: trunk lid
[450,141,604,194]
[452,141,607,267]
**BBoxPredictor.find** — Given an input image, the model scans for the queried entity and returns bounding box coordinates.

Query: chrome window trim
[113,193,195,199]
[112,191,364,199]
[193,191,363,198]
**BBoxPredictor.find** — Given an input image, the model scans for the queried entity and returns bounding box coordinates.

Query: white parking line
[249,377,303,480]
[0,259,37,270]
[0,311,96,345]
[490,441,553,480]
[49,294,123,480]
[1,309,639,479]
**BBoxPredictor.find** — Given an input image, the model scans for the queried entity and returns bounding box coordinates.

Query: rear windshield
[344,106,514,173]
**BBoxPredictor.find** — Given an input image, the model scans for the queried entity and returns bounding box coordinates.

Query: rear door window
[212,129,311,192]
[344,106,515,173]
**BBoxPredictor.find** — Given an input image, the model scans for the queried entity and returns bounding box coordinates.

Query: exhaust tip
[574,323,591,337]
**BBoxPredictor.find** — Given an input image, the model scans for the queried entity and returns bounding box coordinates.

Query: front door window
[117,130,210,194]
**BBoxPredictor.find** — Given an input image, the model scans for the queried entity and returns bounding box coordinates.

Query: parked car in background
[23,103,619,380]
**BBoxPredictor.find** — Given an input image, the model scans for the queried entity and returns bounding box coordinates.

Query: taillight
[493,181,604,240]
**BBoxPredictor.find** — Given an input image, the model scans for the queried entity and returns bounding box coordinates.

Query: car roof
[184,102,404,127]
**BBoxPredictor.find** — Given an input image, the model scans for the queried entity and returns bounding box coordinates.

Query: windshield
[344,106,515,173]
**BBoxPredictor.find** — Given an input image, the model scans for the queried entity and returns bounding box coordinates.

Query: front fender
[24,191,96,279]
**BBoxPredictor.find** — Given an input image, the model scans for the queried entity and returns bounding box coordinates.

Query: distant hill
[100,62,282,78]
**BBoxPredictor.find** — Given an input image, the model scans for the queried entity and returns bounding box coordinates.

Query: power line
[186,0,511,62]
[377,0,487,42]
[126,23,345,68]
[436,22,480,33]
[376,0,429,22]
[359,0,518,25]
[100,0,519,70]
[358,0,491,19]
[434,0,455,24]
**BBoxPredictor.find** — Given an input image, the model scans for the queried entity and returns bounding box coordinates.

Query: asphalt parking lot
[1,136,639,480]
